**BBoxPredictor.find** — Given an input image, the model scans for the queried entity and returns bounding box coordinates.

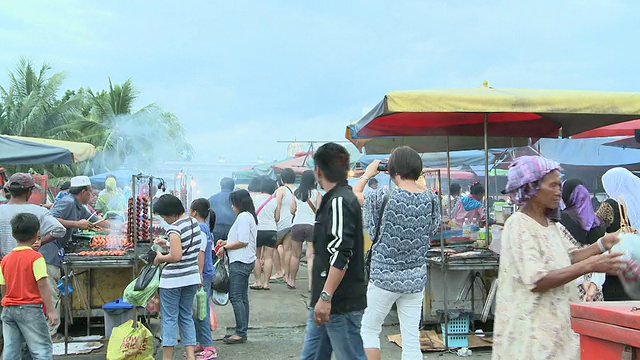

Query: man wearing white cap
[44,175,109,340]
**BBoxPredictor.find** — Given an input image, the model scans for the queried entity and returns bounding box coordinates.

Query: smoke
[87,107,193,176]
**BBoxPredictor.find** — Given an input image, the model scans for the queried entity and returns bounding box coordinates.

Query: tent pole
[446,136,452,216]
[484,114,490,242]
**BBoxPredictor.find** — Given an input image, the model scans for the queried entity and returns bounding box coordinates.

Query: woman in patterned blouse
[354,146,440,360]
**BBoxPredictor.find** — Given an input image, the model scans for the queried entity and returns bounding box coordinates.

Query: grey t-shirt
[0,203,66,257]
[42,194,93,267]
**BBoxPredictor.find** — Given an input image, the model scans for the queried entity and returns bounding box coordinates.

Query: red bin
[571,301,640,359]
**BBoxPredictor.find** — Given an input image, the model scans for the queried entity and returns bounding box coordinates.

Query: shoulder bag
[364,190,393,283]
[256,196,274,215]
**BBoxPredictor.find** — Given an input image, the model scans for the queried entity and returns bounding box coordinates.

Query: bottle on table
[463,218,471,237]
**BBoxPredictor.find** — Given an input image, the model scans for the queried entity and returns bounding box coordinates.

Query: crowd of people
[0,142,637,360]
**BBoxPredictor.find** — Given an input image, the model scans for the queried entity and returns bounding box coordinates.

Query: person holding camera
[354,146,440,360]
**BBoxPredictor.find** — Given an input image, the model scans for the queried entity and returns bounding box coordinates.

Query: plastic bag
[106,320,154,360]
[124,266,160,307]
[210,299,217,331]
[192,287,207,320]
[134,264,159,291]
[212,289,229,306]
[611,233,640,299]
[212,257,229,293]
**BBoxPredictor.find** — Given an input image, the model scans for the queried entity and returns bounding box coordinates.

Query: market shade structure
[0,136,73,164]
[2,135,96,163]
[347,84,640,140]
[572,119,640,139]
[90,169,142,186]
[602,136,640,150]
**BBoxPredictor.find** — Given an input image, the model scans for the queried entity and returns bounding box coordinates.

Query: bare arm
[198,251,204,275]
[532,261,589,292]
[354,178,367,206]
[225,240,248,250]
[275,188,285,221]
[37,278,58,325]
[290,198,297,216]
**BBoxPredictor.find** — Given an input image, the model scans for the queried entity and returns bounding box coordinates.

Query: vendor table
[424,252,499,349]
[61,256,141,355]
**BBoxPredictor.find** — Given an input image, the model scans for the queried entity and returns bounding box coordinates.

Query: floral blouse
[492,212,580,360]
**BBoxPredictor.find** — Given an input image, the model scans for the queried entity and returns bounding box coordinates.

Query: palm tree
[0,58,84,176]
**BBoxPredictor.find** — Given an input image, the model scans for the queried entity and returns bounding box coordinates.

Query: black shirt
[310,181,366,314]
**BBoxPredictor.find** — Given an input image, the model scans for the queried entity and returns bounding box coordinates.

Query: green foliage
[0,58,193,178]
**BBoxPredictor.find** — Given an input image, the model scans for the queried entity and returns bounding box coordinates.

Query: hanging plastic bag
[609,198,640,299]
[210,298,217,331]
[106,320,154,360]
[611,233,640,299]
[134,264,159,291]
[212,289,229,306]
[192,287,207,320]
[212,257,229,293]
[124,266,160,307]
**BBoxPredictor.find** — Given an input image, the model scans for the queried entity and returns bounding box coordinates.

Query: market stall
[61,174,164,354]
[345,83,640,349]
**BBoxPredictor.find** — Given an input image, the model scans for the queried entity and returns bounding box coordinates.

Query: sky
[1,0,639,165]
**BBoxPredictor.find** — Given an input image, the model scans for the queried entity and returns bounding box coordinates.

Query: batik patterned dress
[492,212,580,360]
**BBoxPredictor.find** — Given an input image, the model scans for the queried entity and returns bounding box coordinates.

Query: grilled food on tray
[77,250,127,256]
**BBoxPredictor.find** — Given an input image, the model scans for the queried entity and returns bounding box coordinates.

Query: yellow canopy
[6,135,96,163]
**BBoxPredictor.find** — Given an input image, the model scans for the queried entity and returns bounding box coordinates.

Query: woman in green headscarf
[96,178,125,215]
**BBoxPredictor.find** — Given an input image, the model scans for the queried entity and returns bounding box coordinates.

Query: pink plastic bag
[209,299,217,331]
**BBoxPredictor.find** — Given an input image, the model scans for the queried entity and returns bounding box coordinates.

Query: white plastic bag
[611,233,640,299]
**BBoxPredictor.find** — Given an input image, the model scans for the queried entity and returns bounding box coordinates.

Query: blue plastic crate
[440,315,469,348]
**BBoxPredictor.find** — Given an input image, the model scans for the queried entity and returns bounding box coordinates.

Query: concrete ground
[56,264,492,359]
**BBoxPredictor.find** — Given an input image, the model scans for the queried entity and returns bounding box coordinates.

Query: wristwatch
[320,291,332,302]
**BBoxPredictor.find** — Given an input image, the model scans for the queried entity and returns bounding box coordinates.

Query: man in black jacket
[300,143,367,360]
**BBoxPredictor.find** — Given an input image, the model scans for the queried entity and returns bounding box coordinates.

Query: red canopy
[572,119,640,139]
[424,168,475,180]
[271,152,313,175]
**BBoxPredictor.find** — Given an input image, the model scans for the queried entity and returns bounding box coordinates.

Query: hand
[31,240,41,251]
[584,282,599,302]
[216,246,226,258]
[47,311,59,327]
[76,219,92,230]
[601,233,620,251]
[313,299,331,326]
[153,251,163,265]
[154,238,168,249]
[585,252,627,275]
[364,160,381,179]
[216,239,227,247]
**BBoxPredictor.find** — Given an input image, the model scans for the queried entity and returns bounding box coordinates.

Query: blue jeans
[229,261,254,338]
[2,304,52,360]
[159,285,198,347]
[300,309,366,360]
[195,277,214,346]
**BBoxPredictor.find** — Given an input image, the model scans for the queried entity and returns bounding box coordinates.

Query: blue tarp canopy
[0,136,73,164]
[90,169,142,186]
[539,138,640,166]
[358,150,494,168]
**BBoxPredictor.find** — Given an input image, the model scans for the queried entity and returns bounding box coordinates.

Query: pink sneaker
[196,346,217,360]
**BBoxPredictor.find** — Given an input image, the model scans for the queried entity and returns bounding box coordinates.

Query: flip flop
[249,284,263,290]
[262,286,271,291]
[269,276,284,283]
[287,283,296,290]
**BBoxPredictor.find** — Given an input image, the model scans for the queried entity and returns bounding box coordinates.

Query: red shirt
[0,246,48,306]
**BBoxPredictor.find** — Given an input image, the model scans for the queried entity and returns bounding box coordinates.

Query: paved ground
[56,265,492,359]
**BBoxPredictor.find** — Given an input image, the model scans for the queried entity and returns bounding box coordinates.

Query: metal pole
[484,114,490,241]
[446,137,452,216]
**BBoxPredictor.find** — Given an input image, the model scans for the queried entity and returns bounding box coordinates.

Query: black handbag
[134,263,159,291]
[364,190,392,283]
[212,254,229,293]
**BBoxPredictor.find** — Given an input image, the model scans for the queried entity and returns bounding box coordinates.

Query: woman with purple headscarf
[560,179,607,302]
[493,156,625,360]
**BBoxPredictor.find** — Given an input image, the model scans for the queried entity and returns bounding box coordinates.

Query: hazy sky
[1,1,638,164]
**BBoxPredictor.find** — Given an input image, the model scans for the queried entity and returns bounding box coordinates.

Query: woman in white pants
[354,147,441,360]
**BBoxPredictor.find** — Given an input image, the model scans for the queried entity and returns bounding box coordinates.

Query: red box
[571,301,640,359]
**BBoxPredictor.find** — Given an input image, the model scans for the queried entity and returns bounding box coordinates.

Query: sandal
[287,283,296,290]
[223,335,247,344]
[269,276,284,283]
[262,286,271,290]
[196,346,217,359]
[249,284,263,290]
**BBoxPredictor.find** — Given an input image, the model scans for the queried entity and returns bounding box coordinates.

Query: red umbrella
[572,119,640,139]
[271,152,313,175]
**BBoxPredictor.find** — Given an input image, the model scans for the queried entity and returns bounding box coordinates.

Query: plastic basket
[440,315,470,348]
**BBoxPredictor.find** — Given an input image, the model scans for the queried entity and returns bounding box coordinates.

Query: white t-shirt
[292,190,320,226]
[253,193,277,231]
[227,212,257,264]
[277,186,295,231]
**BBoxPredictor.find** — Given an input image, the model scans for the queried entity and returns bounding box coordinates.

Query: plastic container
[440,315,470,348]
[102,298,134,338]
[571,301,640,359]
